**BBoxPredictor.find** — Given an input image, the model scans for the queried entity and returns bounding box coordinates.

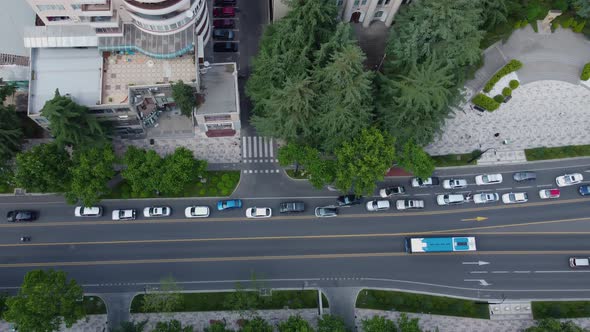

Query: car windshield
[482,175,489,182]
[509,194,516,201]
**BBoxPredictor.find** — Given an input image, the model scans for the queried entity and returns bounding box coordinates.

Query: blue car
[217,199,243,211]
[579,185,590,196]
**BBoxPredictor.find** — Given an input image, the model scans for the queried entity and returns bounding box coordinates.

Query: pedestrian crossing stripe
[242,136,275,160]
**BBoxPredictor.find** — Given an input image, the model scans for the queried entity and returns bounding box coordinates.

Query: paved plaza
[426,26,590,159]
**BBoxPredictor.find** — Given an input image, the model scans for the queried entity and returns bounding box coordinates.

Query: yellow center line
[2,197,590,227]
[3,250,590,268]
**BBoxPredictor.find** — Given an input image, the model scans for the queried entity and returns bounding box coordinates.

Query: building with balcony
[25,0,210,58]
[272,0,412,28]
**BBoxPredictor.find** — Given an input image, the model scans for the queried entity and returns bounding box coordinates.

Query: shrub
[582,63,590,81]
[562,17,574,29]
[502,87,512,96]
[483,60,523,92]
[509,80,520,89]
[574,21,587,33]
[472,94,500,111]
[514,20,522,29]
[199,188,206,196]
[493,94,505,103]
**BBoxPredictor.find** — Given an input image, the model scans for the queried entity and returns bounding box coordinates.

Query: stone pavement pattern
[0,315,107,332]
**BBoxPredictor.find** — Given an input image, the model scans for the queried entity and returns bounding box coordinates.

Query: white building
[273,0,412,27]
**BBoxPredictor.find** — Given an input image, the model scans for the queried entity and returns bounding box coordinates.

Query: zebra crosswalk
[241,136,278,163]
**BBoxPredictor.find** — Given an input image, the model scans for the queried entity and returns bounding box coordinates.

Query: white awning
[24,25,98,48]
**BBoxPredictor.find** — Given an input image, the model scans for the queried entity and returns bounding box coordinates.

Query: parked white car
[502,192,528,204]
[473,192,499,204]
[442,179,468,189]
[143,206,171,217]
[112,209,136,221]
[539,188,560,199]
[366,200,390,212]
[245,207,272,219]
[184,206,210,218]
[556,173,583,187]
[74,206,103,217]
[436,194,467,206]
[475,174,503,185]
[395,199,424,210]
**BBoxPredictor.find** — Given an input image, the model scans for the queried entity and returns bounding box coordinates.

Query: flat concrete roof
[0,0,35,56]
[197,63,238,115]
[29,48,102,114]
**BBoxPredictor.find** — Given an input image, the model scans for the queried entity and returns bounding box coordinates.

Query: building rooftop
[29,48,102,114]
[24,25,98,49]
[102,52,196,105]
[197,63,238,115]
[0,0,35,56]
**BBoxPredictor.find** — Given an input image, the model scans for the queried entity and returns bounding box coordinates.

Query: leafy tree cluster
[153,320,194,332]
[142,276,184,313]
[4,270,86,332]
[171,80,197,118]
[361,314,422,332]
[525,318,585,332]
[0,84,22,160]
[122,146,207,197]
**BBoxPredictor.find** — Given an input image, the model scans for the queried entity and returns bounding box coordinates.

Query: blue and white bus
[405,236,477,253]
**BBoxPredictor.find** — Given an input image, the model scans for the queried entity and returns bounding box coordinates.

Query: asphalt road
[2,159,590,303]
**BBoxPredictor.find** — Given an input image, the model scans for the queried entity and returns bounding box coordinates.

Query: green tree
[277,315,314,332]
[396,141,435,179]
[479,0,509,28]
[152,320,193,332]
[14,143,71,192]
[205,321,233,332]
[317,314,348,332]
[386,0,484,72]
[333,128,396,196]
[395,313,421,332]
[66,144,116,206]
[239,317,272,332]
[41,89,106,149]
[0,103,22,160]
[222,282,259,316]
[142,276,183,313]
[360,316,397,332]
[571,0,590,18]
[159,147,207,196]
[524,318,585,332]
[122,146,163,196]
[171,80,196,118]
[376,55,456,146]
[277,142,308,174]
[0,84,16,102]
[114,320,148,332]
[4,270,85,332]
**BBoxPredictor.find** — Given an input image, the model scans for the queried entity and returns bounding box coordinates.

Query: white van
[184,206,210,218]
[569,257,590,268]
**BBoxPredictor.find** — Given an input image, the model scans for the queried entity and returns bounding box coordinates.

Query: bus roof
[409,237,476,253]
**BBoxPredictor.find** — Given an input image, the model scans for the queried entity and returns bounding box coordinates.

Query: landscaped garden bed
[533,300,590,319]
[525,145,590,161]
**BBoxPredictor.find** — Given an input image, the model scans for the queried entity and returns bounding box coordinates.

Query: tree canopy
[317,314,348,332]
[14,143,72,193]
[171,80,196,118]
[41,89,106,149]
[152,320,193,332]
[4,270,85,332]
[142,276,183,313]
[524,318,585,332]
[65,144,116,206]
[239,317,273,332]
[0,85,22,160]
[277,315,314,332]
[361,314,422,332]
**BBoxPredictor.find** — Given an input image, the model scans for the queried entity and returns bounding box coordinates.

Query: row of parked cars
[212,0,239,52]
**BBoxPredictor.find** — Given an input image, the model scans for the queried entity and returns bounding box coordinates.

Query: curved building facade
[26,0,210,57]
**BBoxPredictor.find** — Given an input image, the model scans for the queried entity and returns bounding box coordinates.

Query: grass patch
[286,169,308,179]
[130,290,328,313]
[82,296,107,315]
[533,301,590,319]
[356,289,489,319]
[108,171,240,199]
[525,145,590,161]
[431,151,479,167]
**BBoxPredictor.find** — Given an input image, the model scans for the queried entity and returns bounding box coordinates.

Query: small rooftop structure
[29,47,102,114]
[0,1,35,57]
[24,25,98,49]
[197,63,238,115]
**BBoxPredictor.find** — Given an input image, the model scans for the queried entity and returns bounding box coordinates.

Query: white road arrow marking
[464,279,492,286]
[462,261,490,266]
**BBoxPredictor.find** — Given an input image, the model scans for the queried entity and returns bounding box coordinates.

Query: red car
[213,7,235,17]
[213,19,235,29]
[539,188,560,199]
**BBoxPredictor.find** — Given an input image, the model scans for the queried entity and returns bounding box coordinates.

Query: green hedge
[502,87,512,96]
[509,80,520,89]
[581,63,590,81]
[525,144,590,161]
[472,93,500,111]
[533,301,590,319]
[356,290,489,319]
[493,94,504,103]
[430,151,479,167]
[483,60,523,93]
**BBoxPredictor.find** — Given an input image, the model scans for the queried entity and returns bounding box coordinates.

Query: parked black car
[213,19,235,29]
[513,171,537,182]
[213,29,235,40]
[279,202,305,213]
[337,195,362,207]
[213,42,238,52]
[7,210,38,222]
